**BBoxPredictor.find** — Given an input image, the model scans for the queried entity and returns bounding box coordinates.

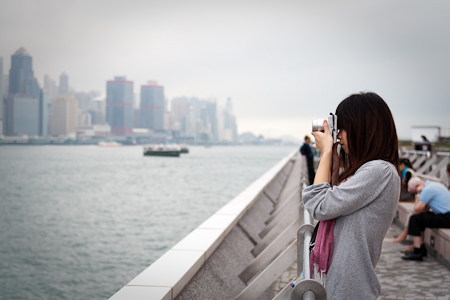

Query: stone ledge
[396,202,450,268]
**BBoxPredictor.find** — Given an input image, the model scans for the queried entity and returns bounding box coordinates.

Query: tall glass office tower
[0,56,3,134]
[9,48,39,97]
[5,47,45,136]
[140,81,165,131]
[59,72,69,95]
[106,76,134,136]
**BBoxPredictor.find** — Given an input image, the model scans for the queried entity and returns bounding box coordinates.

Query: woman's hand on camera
[311,120,334,154]
[331,143,340,186]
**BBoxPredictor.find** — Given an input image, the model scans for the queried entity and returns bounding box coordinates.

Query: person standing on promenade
[302,92,400,300]
[300,135,315,185]
[401,177,450,261]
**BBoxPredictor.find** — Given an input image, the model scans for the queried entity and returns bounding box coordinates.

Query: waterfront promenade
[274,222,450,299]
[108,148,450,300]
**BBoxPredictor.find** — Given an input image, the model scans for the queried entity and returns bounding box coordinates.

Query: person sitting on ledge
[447,163,450,185]
[398,158,416,201]
[401,177,450,261]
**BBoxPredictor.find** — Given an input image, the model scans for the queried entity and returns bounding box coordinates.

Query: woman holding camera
[302,92,400,300]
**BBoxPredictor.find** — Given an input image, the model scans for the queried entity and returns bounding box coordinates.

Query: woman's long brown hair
[336,92,399,182]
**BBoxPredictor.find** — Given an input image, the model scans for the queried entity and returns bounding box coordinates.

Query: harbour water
[0,145,294,300]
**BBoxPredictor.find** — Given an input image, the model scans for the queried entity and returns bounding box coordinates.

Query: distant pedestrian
[300,135,315,185]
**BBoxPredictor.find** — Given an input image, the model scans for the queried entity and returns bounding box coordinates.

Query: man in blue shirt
[402,177,450,261]
[300,135,315,185]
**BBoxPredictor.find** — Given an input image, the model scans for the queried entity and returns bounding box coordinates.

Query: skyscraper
[6,94,40,135]
[0,56,3,134]
[171,97,190,132]
[8,48,39,97]
[202,100,218,142]
[88,97,106,125]
[223,98,238,143]
[50,95,79,135]
[0,57,3,100]
[169,96,222,142]
[3,74,9,98]
[2,74,9,135]
[140,81,165,131]
[43,74,57,102]
[5,47,44,136]
[106,76,134,136]
[40,90,49,136]
[59,72,69,95]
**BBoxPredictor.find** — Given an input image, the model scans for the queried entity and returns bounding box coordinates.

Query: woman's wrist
[313,151,333,184]
[320,147,333,157]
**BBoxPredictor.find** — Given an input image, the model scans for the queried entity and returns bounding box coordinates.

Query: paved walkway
[273,222,450,299]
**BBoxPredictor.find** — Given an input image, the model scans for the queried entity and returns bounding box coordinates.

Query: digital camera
[312,113,338,143]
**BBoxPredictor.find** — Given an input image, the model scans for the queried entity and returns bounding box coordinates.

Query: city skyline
[1,47,241,144]
[0,48,249,141]
[1,0,450,140]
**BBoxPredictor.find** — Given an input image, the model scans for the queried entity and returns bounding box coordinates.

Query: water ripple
[0,145,294,300]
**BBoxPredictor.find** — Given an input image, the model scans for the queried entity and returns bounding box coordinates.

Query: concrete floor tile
[271,222,450,299]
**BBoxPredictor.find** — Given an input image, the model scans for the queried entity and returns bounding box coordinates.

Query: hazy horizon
[1,0,449,140]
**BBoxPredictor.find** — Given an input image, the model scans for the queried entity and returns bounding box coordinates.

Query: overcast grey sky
[1,0,449,139]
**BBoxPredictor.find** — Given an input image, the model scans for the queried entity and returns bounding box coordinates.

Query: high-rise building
[2,74,9,135]
[8,48,39,97]
[43,74,57,102]
[226,97,233,116]
[5,94,40,135]
[0,56,3,134]
[202,100,218,142]
[3,74,9,97]
[74,90,100,112]
[79,111,92,127]
[140,81,165,131]
[59,72,69,95]
[50,95,79,135]
[40,90,49,136]
[224,97,238,142]
[170,96,222,142]
[106,76,134,136]
[88,97,106,125]
[171,97,190,132]
[5,47,44,136]
[0,57,3,99]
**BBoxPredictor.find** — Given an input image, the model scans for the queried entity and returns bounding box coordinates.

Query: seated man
[398,158,416,201]
[402,177,450,261]
[447,163,450,184]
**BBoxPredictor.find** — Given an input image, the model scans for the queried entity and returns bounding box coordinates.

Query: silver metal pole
[303,207,311,225]
[303,230,312,280]
[303,290,316,300]
[302,183,312,281]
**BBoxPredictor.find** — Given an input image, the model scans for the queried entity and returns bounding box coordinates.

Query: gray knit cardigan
[302,160,400,300]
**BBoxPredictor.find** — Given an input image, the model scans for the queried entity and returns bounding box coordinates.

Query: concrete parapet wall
[109,149,299,300]
[176,153,303,300]
[424,228,450,265]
